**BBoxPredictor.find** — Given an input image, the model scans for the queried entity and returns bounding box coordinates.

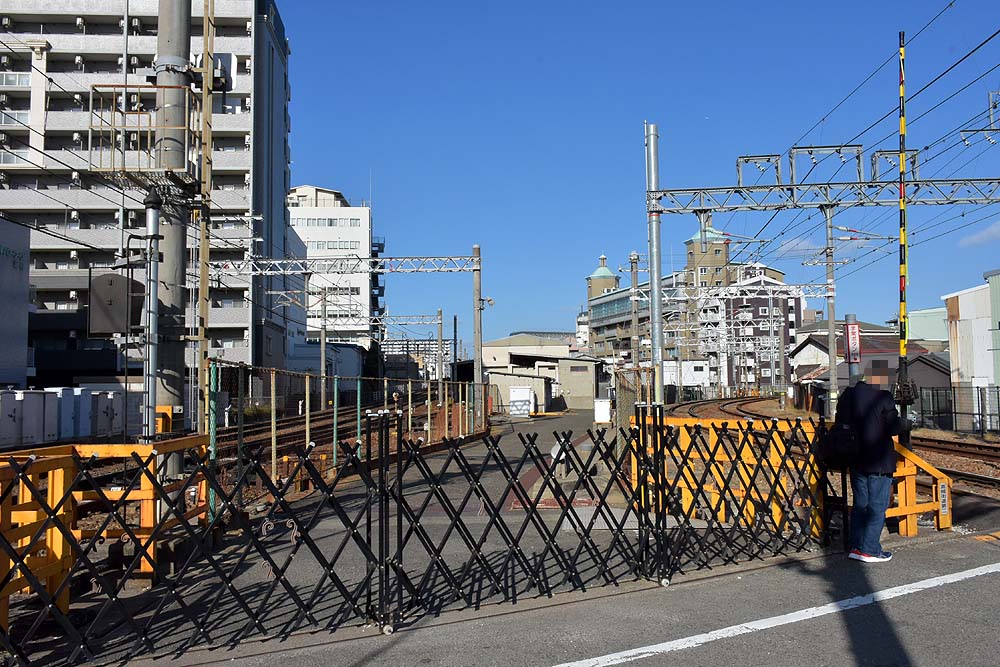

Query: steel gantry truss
[211,255,480,277]
[632,282,830,302]
[215,247,486,421]
[647,177,1000,214]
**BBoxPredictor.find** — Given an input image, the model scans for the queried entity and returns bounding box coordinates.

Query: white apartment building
[0,0,297,389]
[287,185,384,350]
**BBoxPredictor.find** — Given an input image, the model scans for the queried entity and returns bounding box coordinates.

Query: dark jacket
[834,382,903,474]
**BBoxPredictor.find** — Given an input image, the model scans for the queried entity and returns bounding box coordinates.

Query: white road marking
[553,561,1000,667]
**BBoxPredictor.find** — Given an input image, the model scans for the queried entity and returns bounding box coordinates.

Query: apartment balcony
[185,306,249,327]
[0,188,148,214]
[30,226,122,249]
[29,269,90,290]
[212,113,252,133]
[44,111,91,132]
[2,0,254,20]
[212,149,251,172]
[204,190,248,212]
[0,72,31,89]
[230,74,252,95]
[371,236,385,254]
[29,33,158,57]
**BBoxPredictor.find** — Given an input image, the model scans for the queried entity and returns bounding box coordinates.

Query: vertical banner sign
[845,322,861,365]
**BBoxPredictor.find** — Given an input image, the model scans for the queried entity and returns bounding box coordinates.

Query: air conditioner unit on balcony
[244,134,251,147]
[0,55,10,69]
[75,17,86,31]
[131,18,142,33]
[0,94,7,107]
[70,171,80,183]
[73,93,83,108]
[69,250,78,260]
[72,132,82,143]
[128,210,137,222]
[130,56,139,68]
[74,55,85,70]
[0,132,7,146]
[69,290,79,300]
[129,93,139,106]
[246,20,253,34]
[243,173,251,186]
[244,58,251,73]
[70,210,80,221]
[1,17,10,29]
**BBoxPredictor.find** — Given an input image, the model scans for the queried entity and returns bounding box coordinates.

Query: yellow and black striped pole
[897,31,913,444]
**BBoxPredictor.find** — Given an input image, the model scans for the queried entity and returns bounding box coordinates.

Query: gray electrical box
[88,273,144,336]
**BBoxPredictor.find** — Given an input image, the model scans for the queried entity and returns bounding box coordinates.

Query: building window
[699,267,708,275]
[715,281,722,286]
[714,249,722,256]
[350,218,361,227]
[759,307,769,315]
[700,281,707,287]
[570,365,588,372]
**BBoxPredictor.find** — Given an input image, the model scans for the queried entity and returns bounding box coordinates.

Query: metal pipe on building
[645,122,664,404]
[437,308,444,401]
[153,0,192,468]
[472,244,484,422]
[629,251,640,368]
[142,190,162,441]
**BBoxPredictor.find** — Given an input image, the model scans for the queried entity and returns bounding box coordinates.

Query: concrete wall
[487,372,550,414]
[909,307,948,341]
[555,359,597,410]
[0,220,29,388]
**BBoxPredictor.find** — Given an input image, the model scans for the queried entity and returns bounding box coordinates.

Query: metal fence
[914,385,1000,435]
[0,401,836,664]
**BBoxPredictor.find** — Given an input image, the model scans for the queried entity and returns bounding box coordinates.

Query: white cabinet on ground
[15,391,45,446]
[0,391,20,449]
[73,389,93,439]
[45,388,76,442]
[509,386,535,417]
[41,392,58,443]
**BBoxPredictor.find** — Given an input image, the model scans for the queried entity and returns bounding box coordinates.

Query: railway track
[667,397,777,421]
[911,434,1000,464]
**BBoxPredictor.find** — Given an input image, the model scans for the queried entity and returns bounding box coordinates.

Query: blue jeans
[849,472,893,555]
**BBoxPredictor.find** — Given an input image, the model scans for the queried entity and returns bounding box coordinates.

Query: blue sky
[282,1,1000,346]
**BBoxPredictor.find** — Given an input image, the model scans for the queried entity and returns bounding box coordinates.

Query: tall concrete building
[0,1,296,392]
[287,185,384,349]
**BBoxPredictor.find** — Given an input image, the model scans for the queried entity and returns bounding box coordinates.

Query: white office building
[0,1,298,389]
[287,185,384,350]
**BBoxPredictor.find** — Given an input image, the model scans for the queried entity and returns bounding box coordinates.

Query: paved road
[135,411,1000,667]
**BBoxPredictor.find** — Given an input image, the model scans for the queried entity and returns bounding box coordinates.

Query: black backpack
[816,421,859,471]
[815,387,859,470]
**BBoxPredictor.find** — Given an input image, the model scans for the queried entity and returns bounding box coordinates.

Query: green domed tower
[587,255,620,300]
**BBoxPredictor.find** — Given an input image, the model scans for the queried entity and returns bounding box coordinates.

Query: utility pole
[153,0,192,465]
[822,205,838,420]
[896,31,916,446]
[452,314,458,381]
[645,122,664,404]
[437,308,444,401]
[142,190,162,441]
[196,0,215,434]
[629,251,640,368]
[320,285,328,410]
[472,244,484,422]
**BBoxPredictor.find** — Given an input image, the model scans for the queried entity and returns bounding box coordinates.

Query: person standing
[835,361,907,563]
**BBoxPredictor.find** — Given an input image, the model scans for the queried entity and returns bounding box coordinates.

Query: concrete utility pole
[822,205,838,419]
[645,122,664,403]
[629,251,640,368]
[437,308,444,400]
[452,314,458,381]
[153,0,192,456]
[142,190,162,441]
[472,244,484,421]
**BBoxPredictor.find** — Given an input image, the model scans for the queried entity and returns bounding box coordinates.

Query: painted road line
[553,561,1000,667]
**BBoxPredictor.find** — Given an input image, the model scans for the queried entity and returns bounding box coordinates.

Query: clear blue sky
[282,1,1000,347]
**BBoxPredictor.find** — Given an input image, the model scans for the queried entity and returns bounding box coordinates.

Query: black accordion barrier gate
[0,406,833,665]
